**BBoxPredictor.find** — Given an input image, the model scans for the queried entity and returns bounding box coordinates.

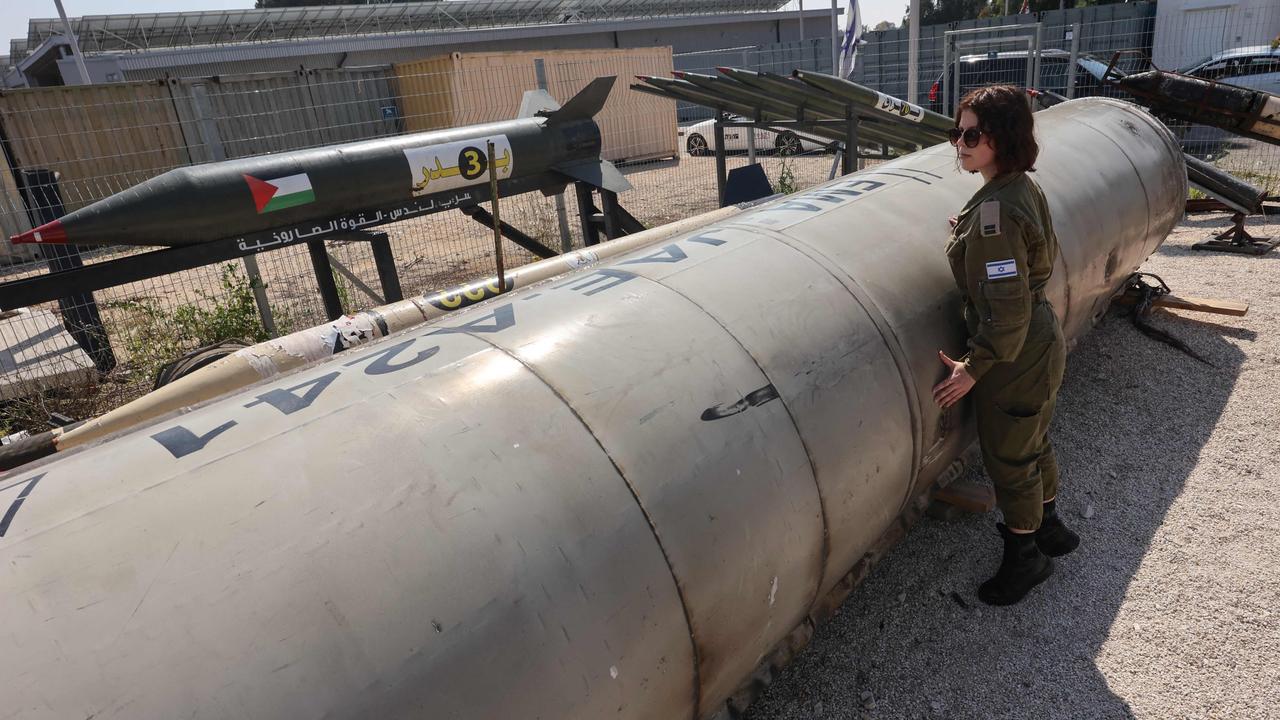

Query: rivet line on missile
[727,220,927,494]
[461,327,707,719]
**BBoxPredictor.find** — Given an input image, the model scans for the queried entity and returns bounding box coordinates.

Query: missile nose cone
[671,71,686,78]
[10,219,66,245]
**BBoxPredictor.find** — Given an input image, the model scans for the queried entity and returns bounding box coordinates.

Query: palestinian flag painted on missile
[244,173,315,214]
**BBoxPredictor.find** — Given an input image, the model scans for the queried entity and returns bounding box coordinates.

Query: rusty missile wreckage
[0,98,1187,719]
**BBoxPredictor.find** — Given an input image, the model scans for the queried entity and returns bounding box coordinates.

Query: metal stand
[1192,213,1278,255]
[572,182,645,246]
[459,205,558,259]
[306,231,405,321]
[17,169,116,373]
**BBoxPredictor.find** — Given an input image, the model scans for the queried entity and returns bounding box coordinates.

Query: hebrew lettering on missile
[749,178,887,230]
[405,135,515,197]
[0,473,44,537]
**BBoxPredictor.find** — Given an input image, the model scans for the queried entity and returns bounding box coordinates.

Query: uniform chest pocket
[981,279,1029,327]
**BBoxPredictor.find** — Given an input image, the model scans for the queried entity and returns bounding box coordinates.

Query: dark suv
[926,49,1110,113]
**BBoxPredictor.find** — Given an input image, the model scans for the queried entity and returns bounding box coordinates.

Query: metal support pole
[19,169,116,373]
[798,0,804,42]
[908,0,920,104]
[714,114,728,208]
[307,240,344,321]
[830,0,839,75]
[191,82,277,337]
[487,140,506,292]
[746,124,757,164]
[600,190,621,241]
[1065,23,1081,99]
[52,0,91,85]
[842,107,858,176]
[574,182,600,246]
[536,58,573,253]
[368,234,403,303]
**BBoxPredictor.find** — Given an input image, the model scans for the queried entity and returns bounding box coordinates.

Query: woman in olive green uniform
[932,85,1080,606]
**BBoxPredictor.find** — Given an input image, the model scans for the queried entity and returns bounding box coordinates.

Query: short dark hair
[955,85,1038,175]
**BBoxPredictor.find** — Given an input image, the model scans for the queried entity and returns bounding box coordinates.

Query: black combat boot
[1035,499,1080,557]
[978,523,1053,606]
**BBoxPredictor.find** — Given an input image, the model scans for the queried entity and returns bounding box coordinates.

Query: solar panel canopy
[13,0,788,60]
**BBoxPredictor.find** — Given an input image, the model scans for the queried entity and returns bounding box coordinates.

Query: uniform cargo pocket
[981,279,1030,328]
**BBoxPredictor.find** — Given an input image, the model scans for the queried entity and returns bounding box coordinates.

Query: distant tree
[873,20,897,31]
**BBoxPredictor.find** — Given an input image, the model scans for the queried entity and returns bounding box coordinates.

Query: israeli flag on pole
[838,0,865,78]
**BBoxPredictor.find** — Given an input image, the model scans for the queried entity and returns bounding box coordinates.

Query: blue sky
[2,0,906,54]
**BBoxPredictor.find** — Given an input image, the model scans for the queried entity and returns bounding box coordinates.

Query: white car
[1179,46,1280,94]
[680,115,831,156]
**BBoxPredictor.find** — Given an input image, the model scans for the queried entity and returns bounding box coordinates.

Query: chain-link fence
[1,5,1277,435]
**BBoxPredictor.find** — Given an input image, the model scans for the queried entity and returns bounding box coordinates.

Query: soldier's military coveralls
[945,171,1066,531]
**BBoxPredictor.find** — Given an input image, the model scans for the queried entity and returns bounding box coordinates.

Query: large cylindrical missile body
[10,114,600,247]
[0,99,1184,719]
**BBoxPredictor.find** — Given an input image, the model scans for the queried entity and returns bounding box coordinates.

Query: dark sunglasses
[947,127,985,148]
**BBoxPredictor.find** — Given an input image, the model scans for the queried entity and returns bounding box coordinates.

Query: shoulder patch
[979,199,1001,237]
[986,258,1018,279]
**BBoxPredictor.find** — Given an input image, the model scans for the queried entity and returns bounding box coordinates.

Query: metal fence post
[189,82,278,337]
[535,59,573,254]
[1065,23,1081,99]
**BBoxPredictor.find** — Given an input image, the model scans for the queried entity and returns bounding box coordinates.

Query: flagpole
[798,0,804,43]
[830,0,839,73]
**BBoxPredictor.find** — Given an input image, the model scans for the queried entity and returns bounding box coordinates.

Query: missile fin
[518,89,560,119]
[552,158,632,194]
[544,76,616,125]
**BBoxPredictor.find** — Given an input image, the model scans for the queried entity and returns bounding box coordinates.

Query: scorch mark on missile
[699,384,780,421]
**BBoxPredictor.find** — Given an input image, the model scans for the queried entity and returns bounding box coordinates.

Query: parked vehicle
[680,116,832,156]
[926,49,1110,113]
[1178,45,1280,94]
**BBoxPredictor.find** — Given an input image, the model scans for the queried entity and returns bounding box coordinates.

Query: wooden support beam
[931,479,996,515]
[1113,292,1249,317]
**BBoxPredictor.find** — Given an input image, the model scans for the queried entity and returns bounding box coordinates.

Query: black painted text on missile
[146,226,740,462]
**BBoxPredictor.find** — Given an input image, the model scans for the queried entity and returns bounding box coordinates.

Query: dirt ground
[743,209,1280,720]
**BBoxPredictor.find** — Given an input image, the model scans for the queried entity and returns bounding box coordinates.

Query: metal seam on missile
[634,269,831,617]
[461,332,703,719]
[744,227,926,514]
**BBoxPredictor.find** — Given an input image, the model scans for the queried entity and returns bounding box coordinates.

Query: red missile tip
[671,71,686,78]
[716,66,732,73]
[10,219,66,245]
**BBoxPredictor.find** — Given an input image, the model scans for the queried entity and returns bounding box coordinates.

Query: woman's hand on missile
[932,351,975,409]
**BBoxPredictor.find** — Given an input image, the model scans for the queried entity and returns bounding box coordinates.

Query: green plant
[108,263,273,386]
[774,155,798,195]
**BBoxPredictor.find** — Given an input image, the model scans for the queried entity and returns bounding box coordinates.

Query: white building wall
[1153,0,1280,71]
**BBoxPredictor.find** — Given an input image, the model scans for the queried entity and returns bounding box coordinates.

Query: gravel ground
[744,209,1280,720]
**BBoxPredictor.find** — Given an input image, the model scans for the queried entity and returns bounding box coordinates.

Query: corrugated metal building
[4,0,836,87]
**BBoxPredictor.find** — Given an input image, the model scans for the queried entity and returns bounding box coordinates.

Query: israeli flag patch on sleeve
[986,259,1018,279]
